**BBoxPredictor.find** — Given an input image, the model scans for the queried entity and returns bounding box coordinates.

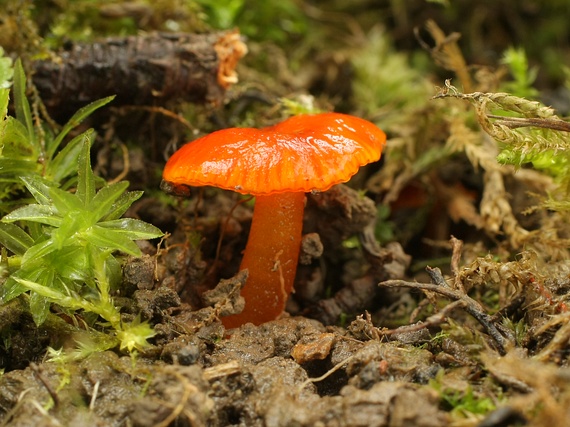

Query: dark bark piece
[32,30,247,117]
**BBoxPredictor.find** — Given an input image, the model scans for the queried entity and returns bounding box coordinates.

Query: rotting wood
[31,30,247,117]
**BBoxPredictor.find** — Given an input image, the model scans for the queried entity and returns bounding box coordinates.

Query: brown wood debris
[31,30,247,117]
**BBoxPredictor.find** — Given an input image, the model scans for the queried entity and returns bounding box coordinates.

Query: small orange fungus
[162,112,386,328]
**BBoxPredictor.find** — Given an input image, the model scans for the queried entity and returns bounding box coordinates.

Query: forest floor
[2,1,570,426]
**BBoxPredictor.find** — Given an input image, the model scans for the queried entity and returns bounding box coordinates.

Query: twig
[379,299,466,336]
[379,267,508,354]
[449,236,465,293]
[486,115,570,132]
[426,266,450,288]
[296,354,356,393]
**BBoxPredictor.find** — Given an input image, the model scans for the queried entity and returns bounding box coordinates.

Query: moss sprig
[435,80,570,209]
[0,55,163,353]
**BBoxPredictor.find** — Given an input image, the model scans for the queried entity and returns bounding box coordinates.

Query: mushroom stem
[222,192,305,328]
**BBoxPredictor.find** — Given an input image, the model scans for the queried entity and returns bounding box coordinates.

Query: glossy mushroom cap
[162,112,386,327]
[162,112,386,195]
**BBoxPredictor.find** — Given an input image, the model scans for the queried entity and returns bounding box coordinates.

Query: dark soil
[0,317,450,427]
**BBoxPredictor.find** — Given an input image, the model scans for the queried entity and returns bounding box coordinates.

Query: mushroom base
[222,192,305,328]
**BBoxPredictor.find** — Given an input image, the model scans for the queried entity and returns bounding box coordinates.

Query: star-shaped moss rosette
[0,138,163,351]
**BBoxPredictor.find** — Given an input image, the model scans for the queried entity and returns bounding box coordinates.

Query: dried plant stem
[379,299,467,336]
[379,267,509,354]
[534,312,570,362]
[449,236,465,293]
[296,354,357,393]
[154,370,201,427]
[417,20,473,92]
[486,115,570,132]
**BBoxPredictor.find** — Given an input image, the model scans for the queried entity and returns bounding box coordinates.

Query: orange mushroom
[161,112,386,328]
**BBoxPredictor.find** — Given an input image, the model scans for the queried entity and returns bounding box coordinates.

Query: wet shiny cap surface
[162,112,386,196]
